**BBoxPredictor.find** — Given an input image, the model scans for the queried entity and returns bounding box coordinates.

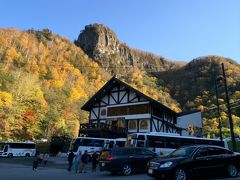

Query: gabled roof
[81,76,177,115]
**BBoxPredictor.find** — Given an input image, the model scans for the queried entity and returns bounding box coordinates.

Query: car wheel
[227,164,238,178]
[122,164,132,176]
[8,153,13,158]
[175,168,187,180]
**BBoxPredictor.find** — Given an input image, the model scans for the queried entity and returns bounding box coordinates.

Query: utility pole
[221,63,237,152]
[214,76,223,142]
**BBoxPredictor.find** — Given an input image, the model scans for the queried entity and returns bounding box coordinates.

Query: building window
[107,119,125,128]
[107,104,150,116]
[128,120,137,130]
[139,120,149,130]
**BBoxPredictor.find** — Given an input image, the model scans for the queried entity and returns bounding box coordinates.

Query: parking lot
[0,157,239,180]
[0,157,152,180]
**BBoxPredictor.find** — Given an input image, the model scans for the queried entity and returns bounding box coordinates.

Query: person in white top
[43,153,49,166]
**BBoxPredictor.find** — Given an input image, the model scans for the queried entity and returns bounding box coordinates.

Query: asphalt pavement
[0,157,239,180]
[0,157,149,180]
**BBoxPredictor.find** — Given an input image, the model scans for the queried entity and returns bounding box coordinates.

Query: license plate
[101,162,105,166]
[148,169,153,174]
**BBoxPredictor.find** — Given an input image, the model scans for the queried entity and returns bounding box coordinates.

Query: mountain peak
[75,23,119,60]
[75,24,178,73]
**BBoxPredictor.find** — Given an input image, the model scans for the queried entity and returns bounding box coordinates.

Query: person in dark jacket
[91,151,98,172]
[80,150,88,173]
[32,154,39,171]
[67,150,75,171]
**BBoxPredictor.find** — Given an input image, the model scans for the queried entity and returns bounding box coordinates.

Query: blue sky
[1,0,240,63]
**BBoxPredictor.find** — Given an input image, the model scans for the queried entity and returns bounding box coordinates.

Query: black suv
[99,147,157,175]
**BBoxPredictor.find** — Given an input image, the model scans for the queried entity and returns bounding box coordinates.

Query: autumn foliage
[0,28,180,141]
[0,28,239,142]
[0,28,107,141]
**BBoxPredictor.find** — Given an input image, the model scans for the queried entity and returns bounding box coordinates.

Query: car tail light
[106,156,113,161]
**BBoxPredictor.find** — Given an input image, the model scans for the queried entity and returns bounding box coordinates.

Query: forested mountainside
[0,28,179,141]
[158,56,240,110]
[76,24,240,138]
[0,28,110,141]
[0,24,239,141]
[158,56,240,137]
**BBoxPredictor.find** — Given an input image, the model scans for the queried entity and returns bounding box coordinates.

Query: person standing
[32,154,39,171]
[38,152,44,165]
[43,152,49,166]
[67,150,75,171]
[80,150,88,173]
[91,151,98,172]
[77,151,82,173]
[73,154,78,173]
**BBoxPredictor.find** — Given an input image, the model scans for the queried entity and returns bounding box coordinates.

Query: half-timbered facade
[80,77,195,138]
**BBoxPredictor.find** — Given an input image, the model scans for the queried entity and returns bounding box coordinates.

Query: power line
[0,60,176,72]
[203,100,240,113]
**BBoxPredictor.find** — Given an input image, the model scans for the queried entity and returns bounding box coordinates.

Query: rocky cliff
[75,24,182,73]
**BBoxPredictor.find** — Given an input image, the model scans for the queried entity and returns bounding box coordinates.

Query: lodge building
[80,76,202,138]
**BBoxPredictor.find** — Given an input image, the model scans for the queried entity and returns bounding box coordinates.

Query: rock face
[76,24,119,59]
[75,24,180,73]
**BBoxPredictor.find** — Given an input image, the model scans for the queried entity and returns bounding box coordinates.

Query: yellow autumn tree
[0,91,12,107]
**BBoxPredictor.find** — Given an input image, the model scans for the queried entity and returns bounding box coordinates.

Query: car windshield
[169,146,197,157]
